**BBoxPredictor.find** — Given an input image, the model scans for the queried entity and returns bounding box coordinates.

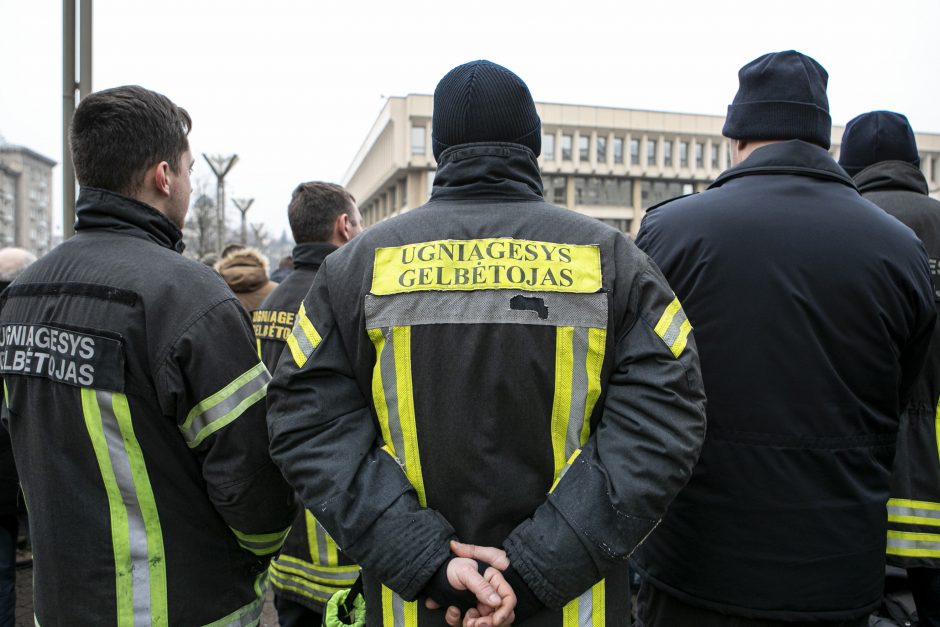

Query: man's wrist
[500,563,545,622]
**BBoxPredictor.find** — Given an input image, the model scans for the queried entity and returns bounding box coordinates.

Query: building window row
[542,131,726,172]
[542,175,695,210]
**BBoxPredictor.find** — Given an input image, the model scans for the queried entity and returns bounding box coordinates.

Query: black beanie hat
[722,50,832,149]
[432,60,541,160]
[838,111,921,176]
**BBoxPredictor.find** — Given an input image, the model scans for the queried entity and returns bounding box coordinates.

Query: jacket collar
[292,242,337,270]
[74,187,185,253]
[710,140,857,191]
[430,142,544,202]
[853,160,929,196]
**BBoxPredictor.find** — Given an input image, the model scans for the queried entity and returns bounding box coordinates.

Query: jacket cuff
[501,563,545,622]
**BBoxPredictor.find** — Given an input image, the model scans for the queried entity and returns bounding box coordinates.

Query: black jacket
[0,188,296,626]
[855,160,940,568]
[267,143,707,626]
[634,141,936,621]
[253,242,360,611]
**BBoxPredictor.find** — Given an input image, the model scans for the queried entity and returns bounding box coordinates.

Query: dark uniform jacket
[855,160,940,568]
[267,142,708,627]
[634,141,936,621]
[0,188,296,626]
[252,242,360,611]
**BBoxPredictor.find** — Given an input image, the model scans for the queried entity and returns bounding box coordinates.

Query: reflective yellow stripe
[936,395,940,467]
[551,449,582,493]
[653,297,691,358]
[180,363,270,448]
[563,596,578,627]
[592,580,605,626]
[887,530,940,558]
[393,326,426,506]
[274,554,359,585]
[562,580,605,627]
[230,525,290,556]
[382,585,394,627]
[551,327,575,478]
[581,328,606,445]
[256,338,262,359]
[298,303,322,347]
[306,510,320,564]
[287,302,322,368]
[368,328,394,454]
[269,562,342,601]
[888,498,940,528]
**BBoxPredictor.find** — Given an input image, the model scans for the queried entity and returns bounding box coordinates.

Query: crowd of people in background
[0,48,938,627]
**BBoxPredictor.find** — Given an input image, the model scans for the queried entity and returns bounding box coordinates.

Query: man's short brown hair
[69,85,192,196]
[287,182,356,243]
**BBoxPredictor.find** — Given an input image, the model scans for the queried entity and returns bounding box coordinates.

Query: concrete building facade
[344,95,940,237]
[0,137,56,255]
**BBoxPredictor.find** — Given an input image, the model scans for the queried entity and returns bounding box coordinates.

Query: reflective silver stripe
[181,365,270,447]
[379,329,406,463]
[660,306,688,348]
[203,585,267,627]
[393,592,405,627]
[315,520,330,565]
[566,327,590,458]
[291,323,316,357]
[365,291,608,330]
[888,535,940,551]
[98,390,151,627]
[578,588,593,627]
[888,504,940,523]
[272,557,358,583]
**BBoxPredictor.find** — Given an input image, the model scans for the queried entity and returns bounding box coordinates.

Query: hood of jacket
[74,187,185,253]
[853,160,929,196]
[215,247,271,293]
[710,140,857,191]
[429,142,544,203]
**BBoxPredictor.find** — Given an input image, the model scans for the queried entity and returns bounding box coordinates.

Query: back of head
[221,243,246,259]
[432,60,541,160]
[722,50,832,149]
[838,111,920,176]
[70,85,192,196]
[0,247,37,290]
[287,182,356,243]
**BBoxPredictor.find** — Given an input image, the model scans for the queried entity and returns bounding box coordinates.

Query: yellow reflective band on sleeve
[563,580,606,627]
[368,329,395,458]
[551,449,583,493]
[180,363,270,448]
[582,328,606,445]
[286,302,322,369]
[887,530,940,558]
[269,562,341,604]
[888,499,940,528]
[203,571,268,627]
[231,525,291,556]
[381,584,418,627]
[2,380,7,407]
[371,238,602,296]
[305,511,343,567]
[273,554,359,586]
[256,338,262,359]
[654,297,691,358]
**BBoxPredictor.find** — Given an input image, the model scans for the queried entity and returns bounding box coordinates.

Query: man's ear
[153,161,172,197]
[334,212,351,244]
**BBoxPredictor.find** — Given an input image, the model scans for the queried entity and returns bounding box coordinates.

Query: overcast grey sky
[2,0,939,242]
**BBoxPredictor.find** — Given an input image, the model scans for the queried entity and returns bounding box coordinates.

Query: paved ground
[13,560,281,627]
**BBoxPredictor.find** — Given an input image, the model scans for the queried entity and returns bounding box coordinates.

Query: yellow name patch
[371,238,602,295]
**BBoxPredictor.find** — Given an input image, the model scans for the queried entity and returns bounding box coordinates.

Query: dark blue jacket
[634,140,936,621]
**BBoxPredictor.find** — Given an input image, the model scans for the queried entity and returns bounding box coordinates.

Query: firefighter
[267,60,707,627]
[252,181,363,626]
[0,85,296,626]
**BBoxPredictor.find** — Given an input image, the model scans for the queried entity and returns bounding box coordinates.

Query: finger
[425,598,441,610]
[462,607,481,627]
[445,605,462,627]
[458,567,502,607]
[484,570,517,625]
[451,541,510,570]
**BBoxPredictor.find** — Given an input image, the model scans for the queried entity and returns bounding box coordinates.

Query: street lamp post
[201,154,238,252]
[232,198,254,245]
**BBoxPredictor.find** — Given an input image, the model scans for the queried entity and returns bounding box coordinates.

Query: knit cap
[838,110,920,176]
[722,50,832,149]
[432,60,541,159]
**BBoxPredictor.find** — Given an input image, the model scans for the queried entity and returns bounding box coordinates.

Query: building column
[589,130,598,170]
[630,179,644,239]
[607,132,615,169]
[565,175,576,209]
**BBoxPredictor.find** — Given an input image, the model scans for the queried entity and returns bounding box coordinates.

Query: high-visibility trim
[887,530,940,558]
[368,328,395,454]
[562,580,606,627]
[888,499,940,528]
[255,338,262,359]
[551,449,583,493]
[582,328,606,444]
[364,291,609,330]
[272,554,359,585]
[286,303,322,369]
[371,239,603,296]
[2,380,7,407]
[392,326,425,507]
[180,363,270,448]
[551,327,575,478]
[230,525,291,556]
[203,572,268,627]
[307,514,340,566]
[936,395,940,468]
[380,585,417,627]
[82,389,167,627]
[269,563,342,603]
[653,297,691,358]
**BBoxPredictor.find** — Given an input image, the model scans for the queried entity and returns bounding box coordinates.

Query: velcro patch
[371,238,602,295]
[0,323,125,391]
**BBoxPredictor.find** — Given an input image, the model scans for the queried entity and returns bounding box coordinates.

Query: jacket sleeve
[266,263,455,601]
[503,255,707,609]
[155,298,296,559]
